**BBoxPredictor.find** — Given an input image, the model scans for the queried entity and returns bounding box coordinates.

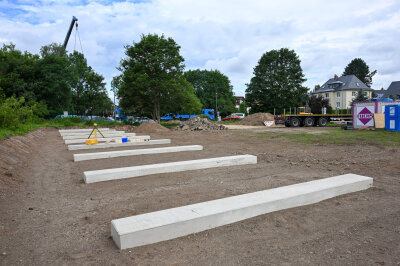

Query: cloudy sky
[1,0,399,98]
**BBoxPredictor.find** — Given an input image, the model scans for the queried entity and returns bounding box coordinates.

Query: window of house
[337,102,340,108]
[325,93,329,98]
[352,91,356,96]
[337,92,341,97]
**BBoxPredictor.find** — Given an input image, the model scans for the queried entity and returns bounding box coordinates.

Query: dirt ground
[0,127,399,265]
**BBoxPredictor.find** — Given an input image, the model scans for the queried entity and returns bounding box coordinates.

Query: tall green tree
[35,43,73,115]
[245,48,308,113]
[117,34,199,122]
[0,43,39,101]
[343,58,376,87]
[308,95,331,114]
[352,89,370,103]
[69,51,112,116]
[185,69,236,117]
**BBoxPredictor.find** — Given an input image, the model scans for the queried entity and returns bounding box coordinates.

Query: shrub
[0,97,35,130]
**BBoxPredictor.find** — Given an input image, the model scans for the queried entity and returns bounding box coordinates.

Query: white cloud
[0,0,399,99]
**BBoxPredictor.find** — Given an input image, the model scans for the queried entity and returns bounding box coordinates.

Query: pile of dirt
[134,121,170,133]
[0,128,48,193]
[238,112,274,126]
[175,117,227,131]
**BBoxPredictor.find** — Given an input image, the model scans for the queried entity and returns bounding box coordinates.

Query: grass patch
[251,128,400,147]
[0,118,124,141]
[160,122,180,129]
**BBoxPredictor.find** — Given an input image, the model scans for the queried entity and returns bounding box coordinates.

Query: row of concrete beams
[65,135,150,144]
[59,128,114,134]
[84,155,257,183]
[61,132,134,139]
[74,145,203,161]
[68,139,171,150]
[111,174,373,249]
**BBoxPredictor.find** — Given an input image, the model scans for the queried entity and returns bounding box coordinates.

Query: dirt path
[1,127,399,265]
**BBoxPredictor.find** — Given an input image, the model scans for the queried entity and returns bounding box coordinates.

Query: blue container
[122,137,128,143]
[385,105,400,131]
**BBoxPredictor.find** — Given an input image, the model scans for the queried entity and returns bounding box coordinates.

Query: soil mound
[238,113,274,126]
[134,121,170,133]
[175,117,227,131]
[0,128,48,192]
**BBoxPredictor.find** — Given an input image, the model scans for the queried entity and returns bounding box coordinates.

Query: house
[384,81,400,99]
[373,88,387,98]
[313,75,374,109]
[235,96,245,109]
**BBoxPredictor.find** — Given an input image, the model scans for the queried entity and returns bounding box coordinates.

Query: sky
[1,0,399,98]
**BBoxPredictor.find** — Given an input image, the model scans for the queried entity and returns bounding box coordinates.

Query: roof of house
[315,75,372,93]
[384,81,400,98]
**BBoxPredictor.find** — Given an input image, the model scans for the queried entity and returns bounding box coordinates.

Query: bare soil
[0,127,399,265]
[238,113,275,126]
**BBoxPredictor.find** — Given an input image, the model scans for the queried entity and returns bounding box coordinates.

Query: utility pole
[215,91,218,120]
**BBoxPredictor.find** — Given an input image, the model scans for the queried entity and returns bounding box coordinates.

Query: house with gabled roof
[313,75,374,109]
[384,81,400,99]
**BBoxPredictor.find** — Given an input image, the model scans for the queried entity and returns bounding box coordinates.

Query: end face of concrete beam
[111,174,373,249]
[84,155,257,183]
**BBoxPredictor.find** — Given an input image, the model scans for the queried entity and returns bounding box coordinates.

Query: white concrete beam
[111,174,373,249]
[59,128,113,133]
[68,139,171,151]
[84,155,257,184]
[65,135,149,144]
[61,132,130,138]
[74,145,203,161]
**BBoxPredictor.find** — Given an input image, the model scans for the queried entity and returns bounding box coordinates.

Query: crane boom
[63,16,78,49]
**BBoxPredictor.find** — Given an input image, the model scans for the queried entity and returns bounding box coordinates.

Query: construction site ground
[0,127,399,265]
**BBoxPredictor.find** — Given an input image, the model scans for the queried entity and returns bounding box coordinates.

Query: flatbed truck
[274,107,352,127]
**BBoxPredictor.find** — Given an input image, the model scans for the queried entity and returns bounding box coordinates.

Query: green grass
[0,119,124,141]
[251,128,400,147]
[160,122,180,129]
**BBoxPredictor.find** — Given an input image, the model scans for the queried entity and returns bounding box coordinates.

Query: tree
[343,58,376,87]
[245,48,308,113]
[238,102,248,115]
[308,95,331,114]
[352,89,370,103]
[185,69,236,117]
[69,51,112,116]
[117,34,198,122]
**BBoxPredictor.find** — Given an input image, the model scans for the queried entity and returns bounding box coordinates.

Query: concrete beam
[74,145,203,161]
[68,139,171,151]
[84,155,257,184]
[59,128,113,133]
[65,135,149,144]
[111,174,373,249]
[61,132,130,138]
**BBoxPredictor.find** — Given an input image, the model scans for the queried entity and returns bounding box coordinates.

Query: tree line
[0,43,113,118]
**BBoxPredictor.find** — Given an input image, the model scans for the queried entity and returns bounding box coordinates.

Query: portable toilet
[385,105,400,131]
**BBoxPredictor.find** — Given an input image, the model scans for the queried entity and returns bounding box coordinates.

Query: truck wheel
[290,117,300,127]
[304,117,315,127]
[318,117,328,127]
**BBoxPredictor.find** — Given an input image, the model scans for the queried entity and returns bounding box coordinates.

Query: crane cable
[73,22,84,54]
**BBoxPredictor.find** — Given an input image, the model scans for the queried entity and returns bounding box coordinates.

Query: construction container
[385,105,400,131]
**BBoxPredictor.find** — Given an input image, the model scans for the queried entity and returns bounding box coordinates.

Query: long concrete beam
[68,139,171,151]
[65,135,148,144]
[84,155,257,184]
[111,173,373,249]
[74,145,203,162]
[59,128,113,133]
[61,132,129,138]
